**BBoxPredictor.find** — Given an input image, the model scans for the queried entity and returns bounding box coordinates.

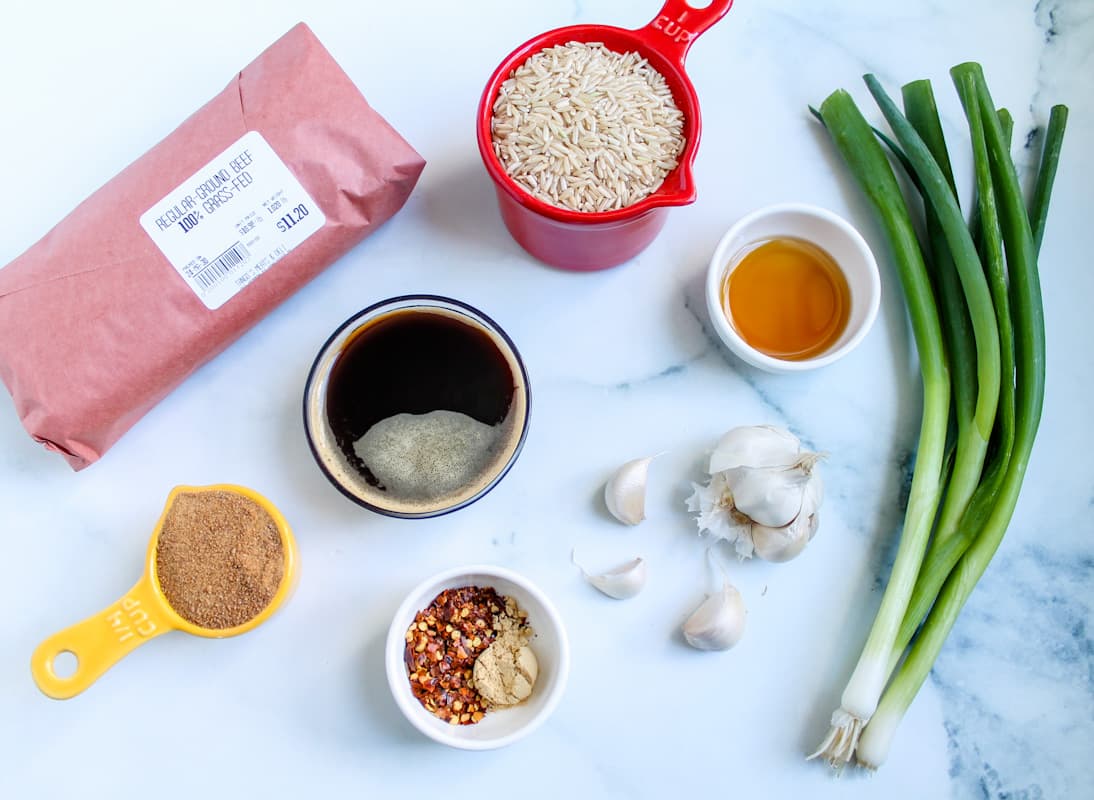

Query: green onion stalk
[808,89,950,765]
[866,75,1002,559]
[884,77,1015,679]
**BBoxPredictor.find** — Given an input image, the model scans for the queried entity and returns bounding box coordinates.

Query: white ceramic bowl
[385,565,570,750]
[705,203,881,373]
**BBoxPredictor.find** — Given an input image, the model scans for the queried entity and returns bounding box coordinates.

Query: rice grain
[491,42,685,213]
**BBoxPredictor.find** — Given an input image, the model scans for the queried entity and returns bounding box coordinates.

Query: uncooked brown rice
[491,41,685,213]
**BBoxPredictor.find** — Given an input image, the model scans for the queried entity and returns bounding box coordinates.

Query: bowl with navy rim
[302,295,531,518]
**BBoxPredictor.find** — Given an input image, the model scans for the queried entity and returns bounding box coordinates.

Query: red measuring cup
[476,0,734,271]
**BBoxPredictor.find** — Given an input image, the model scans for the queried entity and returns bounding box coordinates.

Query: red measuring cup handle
[637,0,734,65]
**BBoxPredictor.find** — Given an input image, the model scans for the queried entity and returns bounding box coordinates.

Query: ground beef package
[0,23,425,469]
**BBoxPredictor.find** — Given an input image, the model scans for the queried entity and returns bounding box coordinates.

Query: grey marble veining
[935,540,1094,798]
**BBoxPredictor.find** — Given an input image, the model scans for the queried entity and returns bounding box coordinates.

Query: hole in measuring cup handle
[51,650,79,679]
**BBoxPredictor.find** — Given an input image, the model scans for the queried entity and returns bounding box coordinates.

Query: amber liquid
[721,237,851,361]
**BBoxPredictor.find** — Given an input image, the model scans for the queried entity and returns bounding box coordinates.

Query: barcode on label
[194,242,250,290]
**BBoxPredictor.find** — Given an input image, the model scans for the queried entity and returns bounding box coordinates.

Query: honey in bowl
[720,237,851,361]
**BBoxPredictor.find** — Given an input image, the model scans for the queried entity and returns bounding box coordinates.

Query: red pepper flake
[404,586,502,725]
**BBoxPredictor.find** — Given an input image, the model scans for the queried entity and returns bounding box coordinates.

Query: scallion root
[808,709,865,767]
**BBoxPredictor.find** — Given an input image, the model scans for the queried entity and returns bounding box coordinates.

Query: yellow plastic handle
[30,574,173,699]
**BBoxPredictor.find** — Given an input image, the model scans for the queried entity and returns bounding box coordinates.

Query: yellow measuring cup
[31,484,298,700]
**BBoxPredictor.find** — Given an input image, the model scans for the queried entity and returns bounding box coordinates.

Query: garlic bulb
[686,425,824,561]
[603,455,658,525]
[683,581,747,651]
[571,550,647,599]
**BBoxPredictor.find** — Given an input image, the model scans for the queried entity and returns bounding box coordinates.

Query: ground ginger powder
[472,597,539,707]
[155,491,284,629]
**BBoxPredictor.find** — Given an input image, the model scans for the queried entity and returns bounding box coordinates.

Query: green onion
[813,73,1003,766]
[857,63,1052,768]
[899,80,985,551]
[864,79,1002,547]
[810,62,1063,770]
[1030,105,1068,251]
[808,89,949,764]
[887,67,1019,676]
[885,71,1017,675]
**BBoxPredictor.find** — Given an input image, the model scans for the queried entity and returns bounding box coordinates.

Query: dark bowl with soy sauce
[303,296,531,519]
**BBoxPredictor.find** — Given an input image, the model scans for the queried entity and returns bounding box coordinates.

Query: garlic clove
[709,424,801,474]
[722,460,813,528]
[683,581,747,650]
[751,472,823,562]
[603,455,658,525]
[572,550,647,599]
[751,518,812,563]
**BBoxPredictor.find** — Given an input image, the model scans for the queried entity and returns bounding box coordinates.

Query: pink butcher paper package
[0,23,425,469]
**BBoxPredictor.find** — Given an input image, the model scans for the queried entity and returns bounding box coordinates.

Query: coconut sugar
[155,491,284,629]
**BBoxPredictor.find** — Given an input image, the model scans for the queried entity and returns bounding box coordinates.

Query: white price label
[139,131,325,310]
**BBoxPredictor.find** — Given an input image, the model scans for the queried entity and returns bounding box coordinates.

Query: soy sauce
[325,308,519,489]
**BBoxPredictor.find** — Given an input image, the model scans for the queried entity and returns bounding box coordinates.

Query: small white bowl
[705,203,881,373]
[385,565,570,750]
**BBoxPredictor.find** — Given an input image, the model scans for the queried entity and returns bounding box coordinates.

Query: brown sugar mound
[155,491,285,629]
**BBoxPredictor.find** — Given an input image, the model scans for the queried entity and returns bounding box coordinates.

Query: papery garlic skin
[686,473,755,558]
[572,551,647,599]
[604,456,657,525]
[683,582,747,650]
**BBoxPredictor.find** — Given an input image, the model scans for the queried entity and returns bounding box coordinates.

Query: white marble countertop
[1,1,1090,797]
